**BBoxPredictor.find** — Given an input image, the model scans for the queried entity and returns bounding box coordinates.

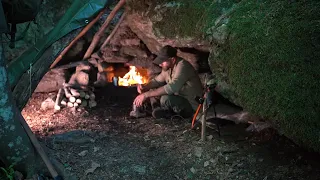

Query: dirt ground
[21,85,320,180]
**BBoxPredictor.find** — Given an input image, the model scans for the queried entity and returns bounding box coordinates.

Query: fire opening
[117,66,148,86]
[103,64,149,87]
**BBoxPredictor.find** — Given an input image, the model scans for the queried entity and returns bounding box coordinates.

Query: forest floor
[21,85,320,180]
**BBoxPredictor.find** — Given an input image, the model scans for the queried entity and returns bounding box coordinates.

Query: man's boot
[152,107,174,119]
[130,104,147,118]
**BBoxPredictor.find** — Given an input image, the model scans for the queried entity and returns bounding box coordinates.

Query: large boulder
[209,0,320,151]
[127,0,320,151]
[35,69,67,93]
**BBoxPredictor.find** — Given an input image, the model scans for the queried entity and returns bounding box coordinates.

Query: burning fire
[118,66,148,86]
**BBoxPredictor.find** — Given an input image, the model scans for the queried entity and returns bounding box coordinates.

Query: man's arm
[141,71,166,92]
[163,61,192,94]
[143,61,193,98]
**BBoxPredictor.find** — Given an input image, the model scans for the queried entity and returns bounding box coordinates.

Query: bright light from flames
[118,66,148,86]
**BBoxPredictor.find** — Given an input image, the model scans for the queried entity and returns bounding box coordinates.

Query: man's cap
[153,45,177,65]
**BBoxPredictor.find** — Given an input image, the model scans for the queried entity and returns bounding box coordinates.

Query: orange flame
[118,66,148,86]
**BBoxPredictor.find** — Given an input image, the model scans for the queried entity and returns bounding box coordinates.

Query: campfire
[117,66,148,86]
[109,65,149,87]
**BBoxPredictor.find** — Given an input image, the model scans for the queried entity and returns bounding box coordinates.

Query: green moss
[128,0,237,38]
[214,0,320,150]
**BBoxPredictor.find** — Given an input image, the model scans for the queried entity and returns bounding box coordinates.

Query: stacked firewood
[53,61,98,112]
[54,84,97,112]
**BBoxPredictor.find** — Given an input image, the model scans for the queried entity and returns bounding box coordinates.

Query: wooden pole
[100,12,126,50]
[201,97,207,141]
[83,0,126,59]
[18,113,63,179]
[50,5,109,69]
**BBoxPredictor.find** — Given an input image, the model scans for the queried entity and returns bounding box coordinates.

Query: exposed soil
[21,85,320,180]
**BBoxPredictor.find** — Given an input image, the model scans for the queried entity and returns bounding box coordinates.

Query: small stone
[78,150,88,157]
[41,98,55,110]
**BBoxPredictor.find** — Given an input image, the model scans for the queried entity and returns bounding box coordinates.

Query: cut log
[73,103,79,108]
[70,88,80,97]
[63,87,72,98]
[79,91,86,98]
[67,102,74,108]
[61,100,67,106]
[89,93,95,100]
[89,100,97,108]
[76,99,82,104]
[81,100,88,107]
[54,88,64,112]
[69,96,76,103]
[84,0,126,59]
[51,61,84,71]
[84,94,90,100]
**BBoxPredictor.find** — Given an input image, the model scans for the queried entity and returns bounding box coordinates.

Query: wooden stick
[100,12,126,50]
[83,0,126,59]
[17,114,62,179]
[50,5,109,69]
[52,61,84,71]
[54,88,65,111]
[63,87,72,98]
[201,98,207,141]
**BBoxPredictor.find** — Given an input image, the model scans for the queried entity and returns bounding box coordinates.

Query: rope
[28,63,32,96]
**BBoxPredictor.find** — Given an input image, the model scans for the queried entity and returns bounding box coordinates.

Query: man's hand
[133,94,147,107]
[137,84,144,94]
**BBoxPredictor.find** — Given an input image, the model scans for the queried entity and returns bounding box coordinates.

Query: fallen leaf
[78,150,88,157]
[85,162,101,175]
[93,147,100,153]
[204,161,210,167]
[194,147,203,158]
[190,167,196,174]
[207,135,213,140]
[132,165,146,174]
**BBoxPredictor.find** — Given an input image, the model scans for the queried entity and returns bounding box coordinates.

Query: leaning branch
[100,12,126,50]
[50,5,109,69]
[83,0,126,59]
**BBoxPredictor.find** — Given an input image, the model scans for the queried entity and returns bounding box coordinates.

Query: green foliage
[215,0,320,150]
[0,164,15,180]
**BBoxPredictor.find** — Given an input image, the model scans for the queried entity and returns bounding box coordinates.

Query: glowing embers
[117,66,148,86]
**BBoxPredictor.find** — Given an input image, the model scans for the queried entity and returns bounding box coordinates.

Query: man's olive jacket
[148,58,203,110]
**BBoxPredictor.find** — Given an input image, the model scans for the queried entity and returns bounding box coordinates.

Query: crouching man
[130,45,203,119]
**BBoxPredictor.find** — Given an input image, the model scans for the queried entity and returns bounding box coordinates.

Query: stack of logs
[54,84,97,112]
[53,61,98,112]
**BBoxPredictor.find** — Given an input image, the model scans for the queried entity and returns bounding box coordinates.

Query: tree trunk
[0,38,41,177]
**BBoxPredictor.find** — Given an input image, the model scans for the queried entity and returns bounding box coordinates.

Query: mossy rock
[127,0,320,151]
[127,0,237,39]
[211,0,320,151]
